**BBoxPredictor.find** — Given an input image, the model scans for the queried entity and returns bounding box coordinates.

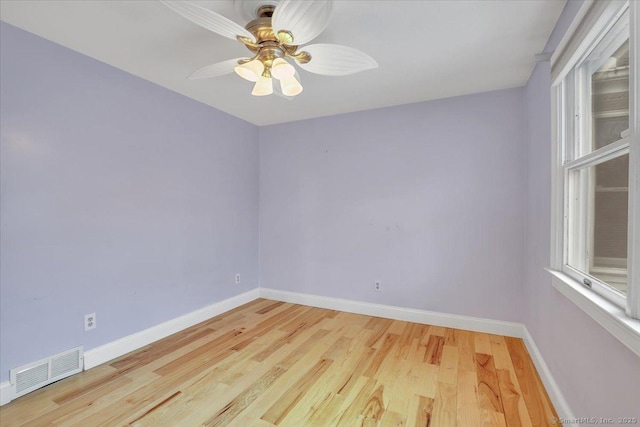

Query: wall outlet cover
[84,313,96,331]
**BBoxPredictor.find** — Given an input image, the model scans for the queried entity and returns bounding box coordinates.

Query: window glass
[580,12,629,155]
[567,153,629,295]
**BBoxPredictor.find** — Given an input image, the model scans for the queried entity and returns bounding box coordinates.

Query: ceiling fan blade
[272,0,333,46]
[162,1,255,42]
[297,44,378,76]
[188,58,247,80]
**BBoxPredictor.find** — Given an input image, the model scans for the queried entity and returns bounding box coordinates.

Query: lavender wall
[0,23,259,382]
[259,88,526,322]
[523,1,640,418]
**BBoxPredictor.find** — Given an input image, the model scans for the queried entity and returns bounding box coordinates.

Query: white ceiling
[0,0,565,126]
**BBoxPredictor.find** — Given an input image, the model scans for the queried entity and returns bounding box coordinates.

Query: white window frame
[549,0,640,357]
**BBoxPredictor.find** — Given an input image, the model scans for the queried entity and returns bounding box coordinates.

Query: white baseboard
[259,287,574,420]
[0,381,11,406]
[259,288,524,337]
[521,328,576,420]
[83,288,259,370]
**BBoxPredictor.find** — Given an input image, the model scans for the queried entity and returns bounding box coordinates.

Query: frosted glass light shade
[272,0,333,45]
[280,75,303,96]
[252,76,273,96]
[234,59,264,82]
[270,58,296,80]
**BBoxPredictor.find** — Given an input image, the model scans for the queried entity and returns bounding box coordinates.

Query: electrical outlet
[235,273,241,284]
[84,313,96,331]
[374,281,382,291]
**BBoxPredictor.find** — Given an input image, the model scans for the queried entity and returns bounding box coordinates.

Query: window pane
[568,154,629,295]
[580,12,629,155]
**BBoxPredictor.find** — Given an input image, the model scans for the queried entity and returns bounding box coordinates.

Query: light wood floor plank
[439,344,459,385]
[432,381,457,427]
[504,337,557,426]
[261,358,332,425]
[423,334,444,365]
[476,353,504,414]
[457,330,477,372]
[457,369,482,426]
[475,332,494,355]
[0,300,560,427]
[204,365,287,427]
[491,336,533,427]
[405,393,434,427]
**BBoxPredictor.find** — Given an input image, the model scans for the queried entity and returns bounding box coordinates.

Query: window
[550,0,640,356]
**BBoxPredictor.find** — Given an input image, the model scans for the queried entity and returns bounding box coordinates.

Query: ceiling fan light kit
[162,0,378,98]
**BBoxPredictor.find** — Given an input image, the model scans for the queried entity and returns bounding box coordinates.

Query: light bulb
[234,59,264,82]
[280,75,303,96]
[252,76,273,96]
[270,58,296,80]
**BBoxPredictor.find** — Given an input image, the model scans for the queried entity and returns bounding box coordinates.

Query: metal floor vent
[10,346,83,399]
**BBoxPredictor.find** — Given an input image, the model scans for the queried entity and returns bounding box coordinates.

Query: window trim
[549,0,640,355]
[627,0,640,320]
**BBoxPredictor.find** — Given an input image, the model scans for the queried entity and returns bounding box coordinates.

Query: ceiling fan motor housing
[235,0,279,22]
[240,13,311,71]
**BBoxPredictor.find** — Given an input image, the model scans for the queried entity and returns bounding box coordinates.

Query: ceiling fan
[161,0,378,97]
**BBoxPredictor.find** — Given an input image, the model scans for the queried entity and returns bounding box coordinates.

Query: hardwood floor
[0,299,558,426]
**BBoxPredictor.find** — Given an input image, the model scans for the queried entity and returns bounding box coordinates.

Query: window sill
[546,268,640,358]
